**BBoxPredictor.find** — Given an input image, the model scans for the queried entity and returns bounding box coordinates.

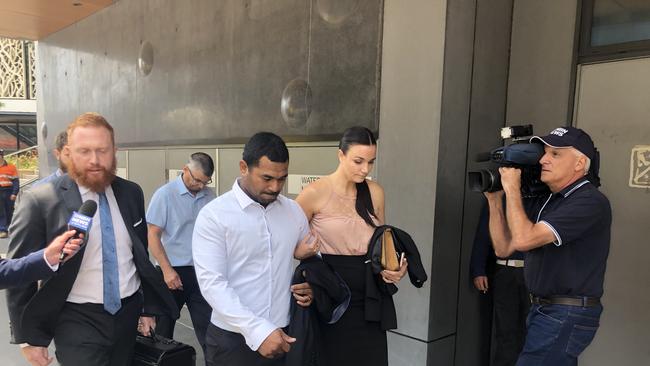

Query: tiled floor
[0,237,205,365]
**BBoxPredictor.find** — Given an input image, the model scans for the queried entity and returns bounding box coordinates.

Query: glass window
[580,0,650,62]
[18,123,37,149]
[591,0,650,46]
[0,122,19,153]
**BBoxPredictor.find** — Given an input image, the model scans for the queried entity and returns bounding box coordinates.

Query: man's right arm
[192,211,279,353]
[146,190,182,290]
[147,224,182,290]
[484,191,515,258]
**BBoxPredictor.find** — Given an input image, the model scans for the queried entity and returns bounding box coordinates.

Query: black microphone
[59,200,98,261]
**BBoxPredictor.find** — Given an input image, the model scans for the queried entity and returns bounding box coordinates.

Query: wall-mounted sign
[629,145,650,188]
[168,169,216,188]
[287,174,323,195]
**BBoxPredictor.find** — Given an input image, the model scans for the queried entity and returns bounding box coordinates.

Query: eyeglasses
[186,169,212,186]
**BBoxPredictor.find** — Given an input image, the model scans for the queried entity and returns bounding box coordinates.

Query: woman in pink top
[295,126,407,366]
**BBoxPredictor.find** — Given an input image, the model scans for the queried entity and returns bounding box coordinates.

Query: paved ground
[0,237,205,365]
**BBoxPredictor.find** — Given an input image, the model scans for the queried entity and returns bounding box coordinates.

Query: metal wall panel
[506,0,578,131]
[217,147,244,195]
[127,149,166,207]
[454,1,515,365]
[573,58,650,366]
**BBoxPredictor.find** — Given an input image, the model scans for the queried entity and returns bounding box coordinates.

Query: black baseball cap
[529,126,596,160]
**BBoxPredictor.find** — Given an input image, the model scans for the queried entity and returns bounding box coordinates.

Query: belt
[530,295,601,307]
[496,259,524,268]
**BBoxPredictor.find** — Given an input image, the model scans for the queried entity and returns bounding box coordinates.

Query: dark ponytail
[355,180,377,227]
[339,126,378,227]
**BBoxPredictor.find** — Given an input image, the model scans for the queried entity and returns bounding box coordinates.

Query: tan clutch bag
[380,228,401,271]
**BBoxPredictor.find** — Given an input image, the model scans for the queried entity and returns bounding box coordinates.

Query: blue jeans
[516,304,602,366]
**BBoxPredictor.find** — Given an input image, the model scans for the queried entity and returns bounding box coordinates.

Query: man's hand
[257,329,296,358]
[21,345,53,366]
[381,254,408,284]
[10,194,16,201]
[291,282,313,307]
[43,229,84,266]
[162,267,183,290]
[473,275,488,293]
[137,316,156,337]
[499,167,522,195]
[483,189,504,202]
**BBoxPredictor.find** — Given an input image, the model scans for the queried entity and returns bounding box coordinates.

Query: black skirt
[320,254,388,366]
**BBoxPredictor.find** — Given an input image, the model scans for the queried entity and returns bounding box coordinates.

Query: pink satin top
[310,180,376,255]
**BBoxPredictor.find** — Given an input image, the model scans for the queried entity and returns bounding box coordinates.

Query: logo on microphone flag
[68,211,93,232]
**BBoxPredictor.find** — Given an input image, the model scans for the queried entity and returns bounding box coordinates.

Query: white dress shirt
[67,185,141,304]
[192,180,309,351]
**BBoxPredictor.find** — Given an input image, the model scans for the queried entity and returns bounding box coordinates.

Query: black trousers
[205,324,285,366]
[156,266,211,356]
[53,292,142,366]
[492,265,529,366]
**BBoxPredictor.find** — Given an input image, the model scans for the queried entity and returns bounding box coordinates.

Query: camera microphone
[59,200,97,261]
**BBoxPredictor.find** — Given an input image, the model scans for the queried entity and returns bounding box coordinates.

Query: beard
[68,158,117,192]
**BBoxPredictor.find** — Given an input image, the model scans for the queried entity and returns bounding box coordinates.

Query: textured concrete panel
[388,331,429,366]
[378,0,447,344]
[37,0,383,156]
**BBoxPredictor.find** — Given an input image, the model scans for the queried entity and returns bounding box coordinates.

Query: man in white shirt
[193,132,313,365]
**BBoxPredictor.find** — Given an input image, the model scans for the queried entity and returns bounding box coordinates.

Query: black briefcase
[131,330,196,366]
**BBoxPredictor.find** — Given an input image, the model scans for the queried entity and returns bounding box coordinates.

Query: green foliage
[6,149,39,171]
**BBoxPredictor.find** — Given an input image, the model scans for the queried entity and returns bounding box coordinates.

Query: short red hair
[66,112,115,145]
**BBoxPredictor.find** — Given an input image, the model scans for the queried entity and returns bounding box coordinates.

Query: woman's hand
[293,232,321,260]
[381,254,408,284]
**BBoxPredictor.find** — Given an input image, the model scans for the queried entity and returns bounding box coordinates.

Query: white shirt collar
[231,179,283,210]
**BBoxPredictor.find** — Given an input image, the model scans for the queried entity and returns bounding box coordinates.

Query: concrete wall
[377,0,446,364]
[378,0,515,364]
[36,0,384,171]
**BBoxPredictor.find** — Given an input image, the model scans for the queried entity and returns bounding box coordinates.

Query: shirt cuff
[242,320,279,352]
[539,220,562,246]
[19,343,30,348]
[42,250,59,271]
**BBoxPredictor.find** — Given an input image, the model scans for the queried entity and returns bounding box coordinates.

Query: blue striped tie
[99,192,121,314]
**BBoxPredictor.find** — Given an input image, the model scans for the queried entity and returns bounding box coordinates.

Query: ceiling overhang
[0,0,114,41]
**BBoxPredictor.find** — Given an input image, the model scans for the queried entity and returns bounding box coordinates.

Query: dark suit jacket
[0,249,53,290]
[5,175,179,346]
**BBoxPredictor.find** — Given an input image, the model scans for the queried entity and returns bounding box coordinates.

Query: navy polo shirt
[524,177,611,298]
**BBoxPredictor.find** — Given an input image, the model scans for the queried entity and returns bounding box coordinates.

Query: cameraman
[484,127,611,366]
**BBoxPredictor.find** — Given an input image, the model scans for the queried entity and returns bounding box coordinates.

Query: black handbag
[131,328,196,366]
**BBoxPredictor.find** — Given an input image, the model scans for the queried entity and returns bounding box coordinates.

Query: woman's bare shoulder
[296,176,332,204]
[367,179,385,197]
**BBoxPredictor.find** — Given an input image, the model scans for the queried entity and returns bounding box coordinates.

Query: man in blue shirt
[33,131,68,187]
[485,126,611,366]
[147,152,216,357]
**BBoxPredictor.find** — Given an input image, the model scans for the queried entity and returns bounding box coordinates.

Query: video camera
[468,125,549,197]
